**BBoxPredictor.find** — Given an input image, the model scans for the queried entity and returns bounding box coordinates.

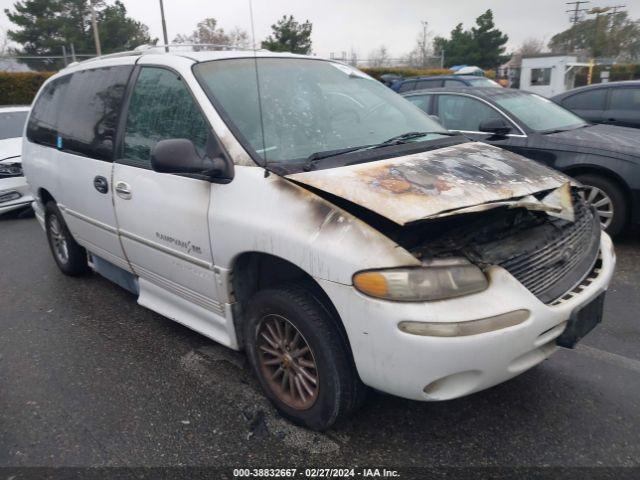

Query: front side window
[563,89,606,110]
[530,68,551,86]
[56,66,133,160]
[0,111,28,140]
[609,87,640,111]
[194,58,446,166]
[122,67,209,168]
[494,93,586,132]
[436,94,506,132]
[26,75,71,147]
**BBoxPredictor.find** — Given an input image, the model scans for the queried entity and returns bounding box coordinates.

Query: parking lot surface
[1,216,639,469]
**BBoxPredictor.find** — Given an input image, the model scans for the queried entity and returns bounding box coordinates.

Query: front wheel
[244,285,365,430]
[574,174,627,236]
[45,201,89,276]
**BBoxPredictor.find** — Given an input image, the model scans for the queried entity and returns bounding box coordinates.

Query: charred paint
[286,143,571,225]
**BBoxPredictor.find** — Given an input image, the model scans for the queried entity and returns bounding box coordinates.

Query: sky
[0,0,639,59]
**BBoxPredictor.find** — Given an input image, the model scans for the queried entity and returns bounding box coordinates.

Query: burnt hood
[286,142,570,225]
[544,124,640,161]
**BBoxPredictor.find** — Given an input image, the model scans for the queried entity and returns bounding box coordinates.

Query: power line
[565,1,590,24]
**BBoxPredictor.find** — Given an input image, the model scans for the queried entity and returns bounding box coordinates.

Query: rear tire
[574,173,627,237]
[244,285,365,430]
[45,201,89,276]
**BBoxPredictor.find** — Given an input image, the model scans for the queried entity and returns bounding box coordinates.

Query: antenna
[248,0,268,167]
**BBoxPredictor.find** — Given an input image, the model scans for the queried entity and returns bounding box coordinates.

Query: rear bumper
[318,234,616,402]
[0,176,33,215]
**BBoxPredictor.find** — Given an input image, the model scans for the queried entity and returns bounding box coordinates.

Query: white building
[519,54,589,97]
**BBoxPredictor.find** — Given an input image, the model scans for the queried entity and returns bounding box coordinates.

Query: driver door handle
[115,181,132,200]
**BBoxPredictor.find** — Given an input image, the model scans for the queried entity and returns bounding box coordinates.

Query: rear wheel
[574,174,627,236]
[244,285,365,430]
[45,201,89,276]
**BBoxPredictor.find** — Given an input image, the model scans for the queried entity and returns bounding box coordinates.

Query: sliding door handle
[115,181,132,200]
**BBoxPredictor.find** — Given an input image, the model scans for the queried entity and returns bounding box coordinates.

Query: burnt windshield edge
[191,58,464,175]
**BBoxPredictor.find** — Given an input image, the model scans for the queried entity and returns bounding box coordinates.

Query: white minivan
[22,49,615,430]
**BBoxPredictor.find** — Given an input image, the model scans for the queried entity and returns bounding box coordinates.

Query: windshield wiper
[542,124,589,135]
[303,131,456,171]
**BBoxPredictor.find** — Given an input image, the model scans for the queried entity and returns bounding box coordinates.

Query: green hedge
[0,71,55,105]
[360,67,497,80]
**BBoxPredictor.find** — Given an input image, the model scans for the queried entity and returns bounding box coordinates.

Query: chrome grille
[497,199,601,304]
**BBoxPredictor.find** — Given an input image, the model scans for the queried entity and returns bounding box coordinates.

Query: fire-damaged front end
[286,142,615,401]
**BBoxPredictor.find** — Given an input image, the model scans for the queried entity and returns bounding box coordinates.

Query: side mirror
[479,118,512,137]
[151,138,234,184]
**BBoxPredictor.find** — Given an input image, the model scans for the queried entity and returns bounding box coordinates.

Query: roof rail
[66,43,258,68]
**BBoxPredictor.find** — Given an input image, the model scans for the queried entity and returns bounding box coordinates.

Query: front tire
[244,285,364,430]
[574,174,627,236]
[45,201,89,276]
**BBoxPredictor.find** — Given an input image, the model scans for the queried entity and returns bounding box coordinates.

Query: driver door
[113,66,229,341]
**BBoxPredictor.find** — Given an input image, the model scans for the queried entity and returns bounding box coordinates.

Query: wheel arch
[37,187,56,206]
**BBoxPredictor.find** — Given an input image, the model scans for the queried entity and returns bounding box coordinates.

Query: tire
[574,173,627,237]
[244,285,365,430]
[45,201,89,276]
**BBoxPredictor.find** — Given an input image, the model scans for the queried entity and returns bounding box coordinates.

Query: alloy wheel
[49,215,69,264]
[584,185,614,229]
[257,314,319,410]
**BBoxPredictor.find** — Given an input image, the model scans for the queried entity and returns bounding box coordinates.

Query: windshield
[494,93,586,132]
[0,111,28,140]
[193,58,447,165]
[466,77,501,87]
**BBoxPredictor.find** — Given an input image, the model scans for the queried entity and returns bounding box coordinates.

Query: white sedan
[0,106,31,215]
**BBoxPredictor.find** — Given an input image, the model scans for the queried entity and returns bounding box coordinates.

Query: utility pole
[89,0,102,56]
[566,1,590,25]
[159,0,169,52]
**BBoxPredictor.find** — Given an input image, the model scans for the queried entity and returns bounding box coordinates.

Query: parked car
[403,87,640,235]
[552,81,640,129]
[391,75,501,93]
[23,51,614,430]
[0,106,31,215]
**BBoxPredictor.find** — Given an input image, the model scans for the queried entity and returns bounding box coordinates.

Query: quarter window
[122,67,209,168]
[530,68,551,86]
[26,75,72,147]
[609,87,640,111]
[56,66,133,160]
[436,95,507,132]
[563,89,606,110]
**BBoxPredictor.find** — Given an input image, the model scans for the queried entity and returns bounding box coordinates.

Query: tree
[5,0,153,61]
[173,17,249,48]
[403,24,434,67]
[368,45,390,67]
[518,37,546,56]
[548,11,640,61]
[432,10,508,69]
[261,15,312,54]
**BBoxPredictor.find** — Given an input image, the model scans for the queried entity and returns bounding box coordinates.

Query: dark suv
[391,75,500,93]
[552,81,640,129]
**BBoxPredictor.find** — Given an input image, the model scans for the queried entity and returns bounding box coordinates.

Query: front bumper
[318,234,616,402]
[0,176,33,215]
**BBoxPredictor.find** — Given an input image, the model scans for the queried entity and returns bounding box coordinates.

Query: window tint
[416,79,442,89]
[609,87,640,111]
[122,67,209,168]
[26,75,71,147]
[436,95,506,132]
[530,68,551,86]
[563,89,606,110]
[398,81,416,93]
[56,66,132,160]
[0,111,28,140]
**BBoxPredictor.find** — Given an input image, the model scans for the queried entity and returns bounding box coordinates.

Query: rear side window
[397,81,416,93]
[563,89,606,110]
[609,87,640,111]
[443,79,463,87]
[56,66,133,160]
[406,95,431,113]
[27,75,71,147]
[416,79,443,89]
[122,67,209,169]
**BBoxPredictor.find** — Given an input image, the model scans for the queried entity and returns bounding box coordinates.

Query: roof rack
[72,43,258,67]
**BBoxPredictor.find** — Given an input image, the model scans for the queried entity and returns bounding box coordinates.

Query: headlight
[0,162,23,177]
[353,258,488,302]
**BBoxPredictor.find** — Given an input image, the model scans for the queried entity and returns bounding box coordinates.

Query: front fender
[209,166,419,285]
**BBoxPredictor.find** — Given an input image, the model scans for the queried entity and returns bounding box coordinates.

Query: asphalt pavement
[1,215,639,472]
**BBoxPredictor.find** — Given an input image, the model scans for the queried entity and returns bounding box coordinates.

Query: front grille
[495,198,601,304]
